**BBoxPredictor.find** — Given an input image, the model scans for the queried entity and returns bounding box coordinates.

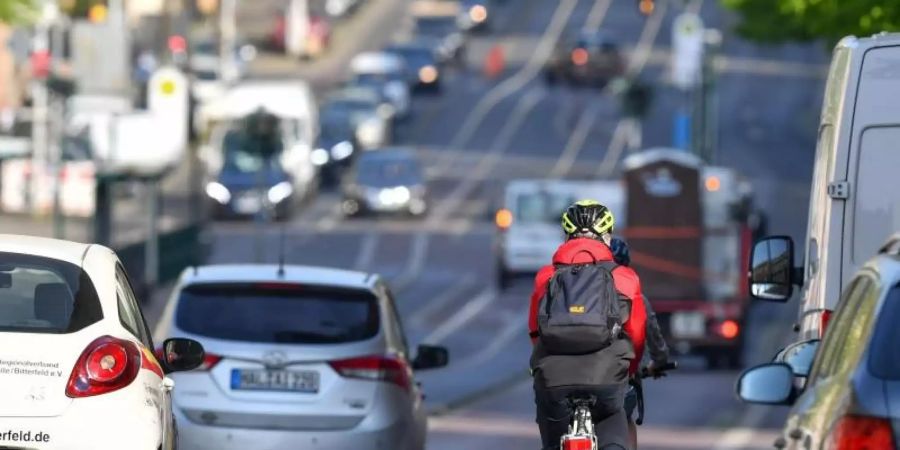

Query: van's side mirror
[412,345,449,370]
[736,363,795,405]
[749,236,800,302]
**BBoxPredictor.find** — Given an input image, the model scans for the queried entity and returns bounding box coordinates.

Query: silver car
[157,264,449,450]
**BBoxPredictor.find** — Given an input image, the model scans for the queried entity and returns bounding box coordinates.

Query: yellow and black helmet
[561,200,615,237]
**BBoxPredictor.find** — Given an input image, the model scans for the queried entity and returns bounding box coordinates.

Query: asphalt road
[149,0,828,448]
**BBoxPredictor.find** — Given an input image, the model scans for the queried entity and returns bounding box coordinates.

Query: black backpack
[537,260,624,355]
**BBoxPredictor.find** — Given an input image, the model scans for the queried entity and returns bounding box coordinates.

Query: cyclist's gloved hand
[610,237,631,266]
[647,360,670,379]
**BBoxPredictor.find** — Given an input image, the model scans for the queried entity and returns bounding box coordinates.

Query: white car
[494,180,624,288]
[156,264,449,450]
[0,234,204,450]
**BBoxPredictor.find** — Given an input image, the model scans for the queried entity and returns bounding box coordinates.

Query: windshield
[322,100,375,130]
[0,252,103,334]
[175,283,380,344]
[390,47,434,68]
[416,18,456,36]
[356,73,403,86]
[222,129,283,174]
[514,191,577,224]
[357,156,422,186]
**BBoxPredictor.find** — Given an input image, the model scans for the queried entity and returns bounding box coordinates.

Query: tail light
[66,336,141,398]
[819,309,834,339]
[197,353,223,371]
[571,48,589,66]
[562,436,594,450]
[825,415,894,450]
[718,320,740,339]
[329,355,412,390]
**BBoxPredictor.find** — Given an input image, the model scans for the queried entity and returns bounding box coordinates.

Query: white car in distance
[0,235,205,450]
[157,264,449,450]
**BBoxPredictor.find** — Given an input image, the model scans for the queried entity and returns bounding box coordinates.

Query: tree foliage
[0,0,37,25]
[721,0,900,45]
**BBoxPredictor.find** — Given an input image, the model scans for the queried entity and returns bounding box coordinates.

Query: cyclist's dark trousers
[534,382,629,450]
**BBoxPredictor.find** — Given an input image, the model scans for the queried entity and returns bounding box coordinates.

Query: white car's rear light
[66,336,141,398]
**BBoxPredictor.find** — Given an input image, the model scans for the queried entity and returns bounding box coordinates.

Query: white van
[749,33,900,340]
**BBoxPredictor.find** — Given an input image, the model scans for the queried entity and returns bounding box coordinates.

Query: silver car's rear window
[0,252,103,334]
[176,283,380,344]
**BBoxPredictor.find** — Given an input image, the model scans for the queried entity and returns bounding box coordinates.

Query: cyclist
[610,237,671,449]
[528,200,671,450]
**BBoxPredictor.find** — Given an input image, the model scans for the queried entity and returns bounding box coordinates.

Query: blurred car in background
[205,125,299,221]
[545,31,625,88]
[350,52,412,119]
[738,234,900,450]
[494,179,623,289]
[315,89,394,180]
[457,0,492,32]
[159,264,449,450]
[0,235,204,450]
[342,148,428,217]
[386,43,442,92]
[414,15,467,66]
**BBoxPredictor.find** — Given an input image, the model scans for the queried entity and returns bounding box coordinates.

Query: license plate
[670,312,706,339]
[234,195,262,214]
[231,369,319,393]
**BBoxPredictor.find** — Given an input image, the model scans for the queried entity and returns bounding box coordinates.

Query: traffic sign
[148,66,189,170]
[671,12,704,90]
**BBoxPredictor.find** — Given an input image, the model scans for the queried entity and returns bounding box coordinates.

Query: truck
[622,148,759,368]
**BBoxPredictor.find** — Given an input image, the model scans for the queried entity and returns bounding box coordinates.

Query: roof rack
[878,233,900,256]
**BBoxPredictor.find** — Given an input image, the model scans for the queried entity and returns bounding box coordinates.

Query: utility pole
[29,2,52,214]
[219,0,238,83]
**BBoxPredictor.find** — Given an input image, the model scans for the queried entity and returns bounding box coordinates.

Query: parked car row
[737,32,900,448]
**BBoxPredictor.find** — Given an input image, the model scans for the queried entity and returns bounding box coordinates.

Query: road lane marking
[435,0,579,173]
[452,309,528,369]
[583,0,613,32]
[352,231,380,271]
[550,100,603,177]
[392,231,430,292]
[596,119,630,177]
[408,274,477,327]
[429,87,545,226]
[422,287,495,345]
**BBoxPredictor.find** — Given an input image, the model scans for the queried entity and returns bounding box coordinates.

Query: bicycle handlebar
[639,361,678,379]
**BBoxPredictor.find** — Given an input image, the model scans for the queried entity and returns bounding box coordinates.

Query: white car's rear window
[176,283,380,344]
[0,252,103,333]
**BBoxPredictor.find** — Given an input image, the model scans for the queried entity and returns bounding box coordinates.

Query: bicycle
[560,361,678,450]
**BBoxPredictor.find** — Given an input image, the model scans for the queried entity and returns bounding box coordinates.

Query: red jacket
[529,238,647,375]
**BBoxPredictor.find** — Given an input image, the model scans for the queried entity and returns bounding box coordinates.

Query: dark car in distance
[341,148,428,217]
[205,128,296,221]
[386,43,442,92]
[414,16,467,66]
[545,31,625,88]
